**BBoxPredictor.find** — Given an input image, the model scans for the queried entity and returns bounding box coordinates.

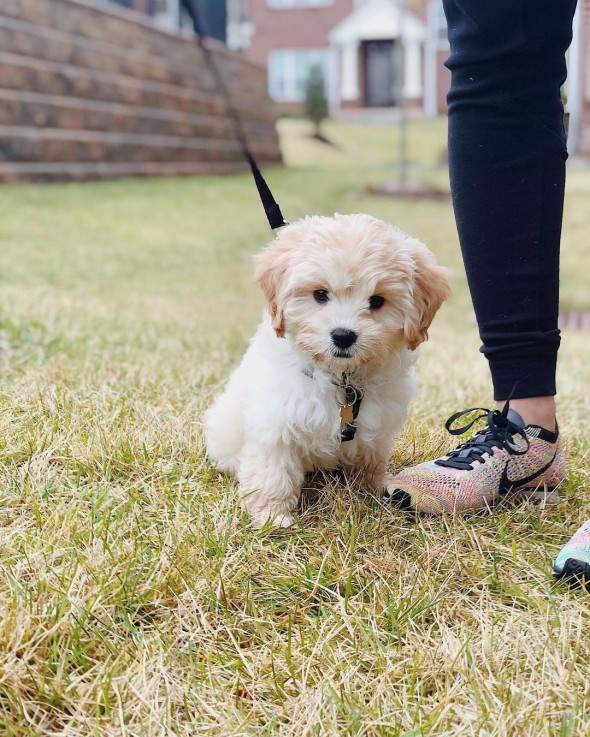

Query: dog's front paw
[251,511,296,529]
[273,513,296,528]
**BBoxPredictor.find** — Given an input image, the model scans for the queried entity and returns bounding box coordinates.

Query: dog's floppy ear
[254,242,289,338]
[404,241,451,351]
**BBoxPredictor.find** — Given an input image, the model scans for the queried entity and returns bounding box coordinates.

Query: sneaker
[383,405,564,514]
[553,520,590,588]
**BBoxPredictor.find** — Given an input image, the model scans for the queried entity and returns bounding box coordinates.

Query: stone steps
[0,89,232,139]
[0,0,281,181]
[0,125,241,163]
[0,160,249,182]
[0,16,209,89]
[0,53,228,116]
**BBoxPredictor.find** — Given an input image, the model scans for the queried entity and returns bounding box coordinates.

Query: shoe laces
[435,403,530,471]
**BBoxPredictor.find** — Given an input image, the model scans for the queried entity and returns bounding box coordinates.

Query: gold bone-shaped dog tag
[340,403,354,428]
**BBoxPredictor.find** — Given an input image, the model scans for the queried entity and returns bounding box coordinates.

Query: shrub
[305,64,329,137]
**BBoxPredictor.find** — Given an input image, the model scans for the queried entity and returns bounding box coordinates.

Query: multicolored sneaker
[383,406,564,514]
[553,520,590,588]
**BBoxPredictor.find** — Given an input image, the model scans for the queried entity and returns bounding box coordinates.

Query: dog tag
[340,403,354,428]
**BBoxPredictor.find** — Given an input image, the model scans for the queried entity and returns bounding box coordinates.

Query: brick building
[227,0,451,116]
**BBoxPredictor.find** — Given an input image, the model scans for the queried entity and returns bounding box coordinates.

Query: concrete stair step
[0,89,235,139]
[0,159,249,182]
[0,125,239,164]
[0,15,218,93]
[0,126,280,165]
[0,52,224,114]
[0,89,272,150]
[3,0,182,57]
[0,52,276,123]
[3,0,269,89]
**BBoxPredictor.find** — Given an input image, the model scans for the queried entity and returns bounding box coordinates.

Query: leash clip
[335,384,359,428]
[335,375,362,432]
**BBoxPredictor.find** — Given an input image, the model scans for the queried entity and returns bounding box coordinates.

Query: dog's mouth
[332,348,355,359]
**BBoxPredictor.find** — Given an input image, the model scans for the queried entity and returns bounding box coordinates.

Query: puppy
[204,213,450,527]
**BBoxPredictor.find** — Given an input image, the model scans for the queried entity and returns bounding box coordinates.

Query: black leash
[180,0,288,231]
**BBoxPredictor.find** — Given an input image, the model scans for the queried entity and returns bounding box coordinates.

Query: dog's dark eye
[313,290,330,304]
[369,295,385,310]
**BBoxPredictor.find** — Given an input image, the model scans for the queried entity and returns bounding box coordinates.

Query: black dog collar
[301,368,364,442]
[336,378,364,442]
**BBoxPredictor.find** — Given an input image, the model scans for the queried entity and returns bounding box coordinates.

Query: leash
[180,0,288,231]
[184,5,367,443]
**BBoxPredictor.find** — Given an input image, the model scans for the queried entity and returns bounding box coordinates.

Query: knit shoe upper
[553,519,590,586]
[384,406,564,515]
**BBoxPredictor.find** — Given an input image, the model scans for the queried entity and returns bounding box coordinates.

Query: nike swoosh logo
[499,451,557,493]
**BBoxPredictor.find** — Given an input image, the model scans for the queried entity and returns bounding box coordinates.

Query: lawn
[0,117,589,735]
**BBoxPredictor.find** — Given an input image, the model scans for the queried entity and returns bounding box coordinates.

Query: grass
[0,117,589,735]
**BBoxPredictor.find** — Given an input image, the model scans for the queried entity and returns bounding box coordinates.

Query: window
[268,48,329,102]
[268,0,333,8]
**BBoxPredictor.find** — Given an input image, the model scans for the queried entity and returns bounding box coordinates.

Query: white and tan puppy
[205,213,450,527]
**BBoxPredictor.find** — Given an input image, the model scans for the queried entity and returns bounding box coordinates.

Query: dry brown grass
[0,118,588,735]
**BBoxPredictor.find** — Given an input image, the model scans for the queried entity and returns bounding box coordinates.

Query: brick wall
[0,0,281,181]
[246,0,354,68]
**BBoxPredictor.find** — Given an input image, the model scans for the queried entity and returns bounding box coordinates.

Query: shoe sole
[384,484,563,514]
[554,558,590,589]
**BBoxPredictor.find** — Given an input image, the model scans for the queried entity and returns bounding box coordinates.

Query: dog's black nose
[331,328,358,349]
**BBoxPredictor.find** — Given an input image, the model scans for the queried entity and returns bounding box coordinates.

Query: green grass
[0,118,589,735]
[278,117,449,171]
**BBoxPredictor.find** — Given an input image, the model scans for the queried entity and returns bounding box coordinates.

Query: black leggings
[443,0,578,400]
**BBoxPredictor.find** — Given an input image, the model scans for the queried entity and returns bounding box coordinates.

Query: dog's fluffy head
[255,214,450,370]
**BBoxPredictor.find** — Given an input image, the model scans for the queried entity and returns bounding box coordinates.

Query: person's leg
[445,0,576,426]
[447,0,575,405]
[384,0,577,514]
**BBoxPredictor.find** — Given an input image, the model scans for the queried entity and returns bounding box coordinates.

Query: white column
[403,39,422,99]
[567,2,582,154]
[424,0,437,117]
[327,45,341,116]
[169,0,178,28]
[341,41,360,102]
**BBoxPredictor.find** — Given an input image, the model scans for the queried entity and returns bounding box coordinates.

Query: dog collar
[301,368,364,442]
